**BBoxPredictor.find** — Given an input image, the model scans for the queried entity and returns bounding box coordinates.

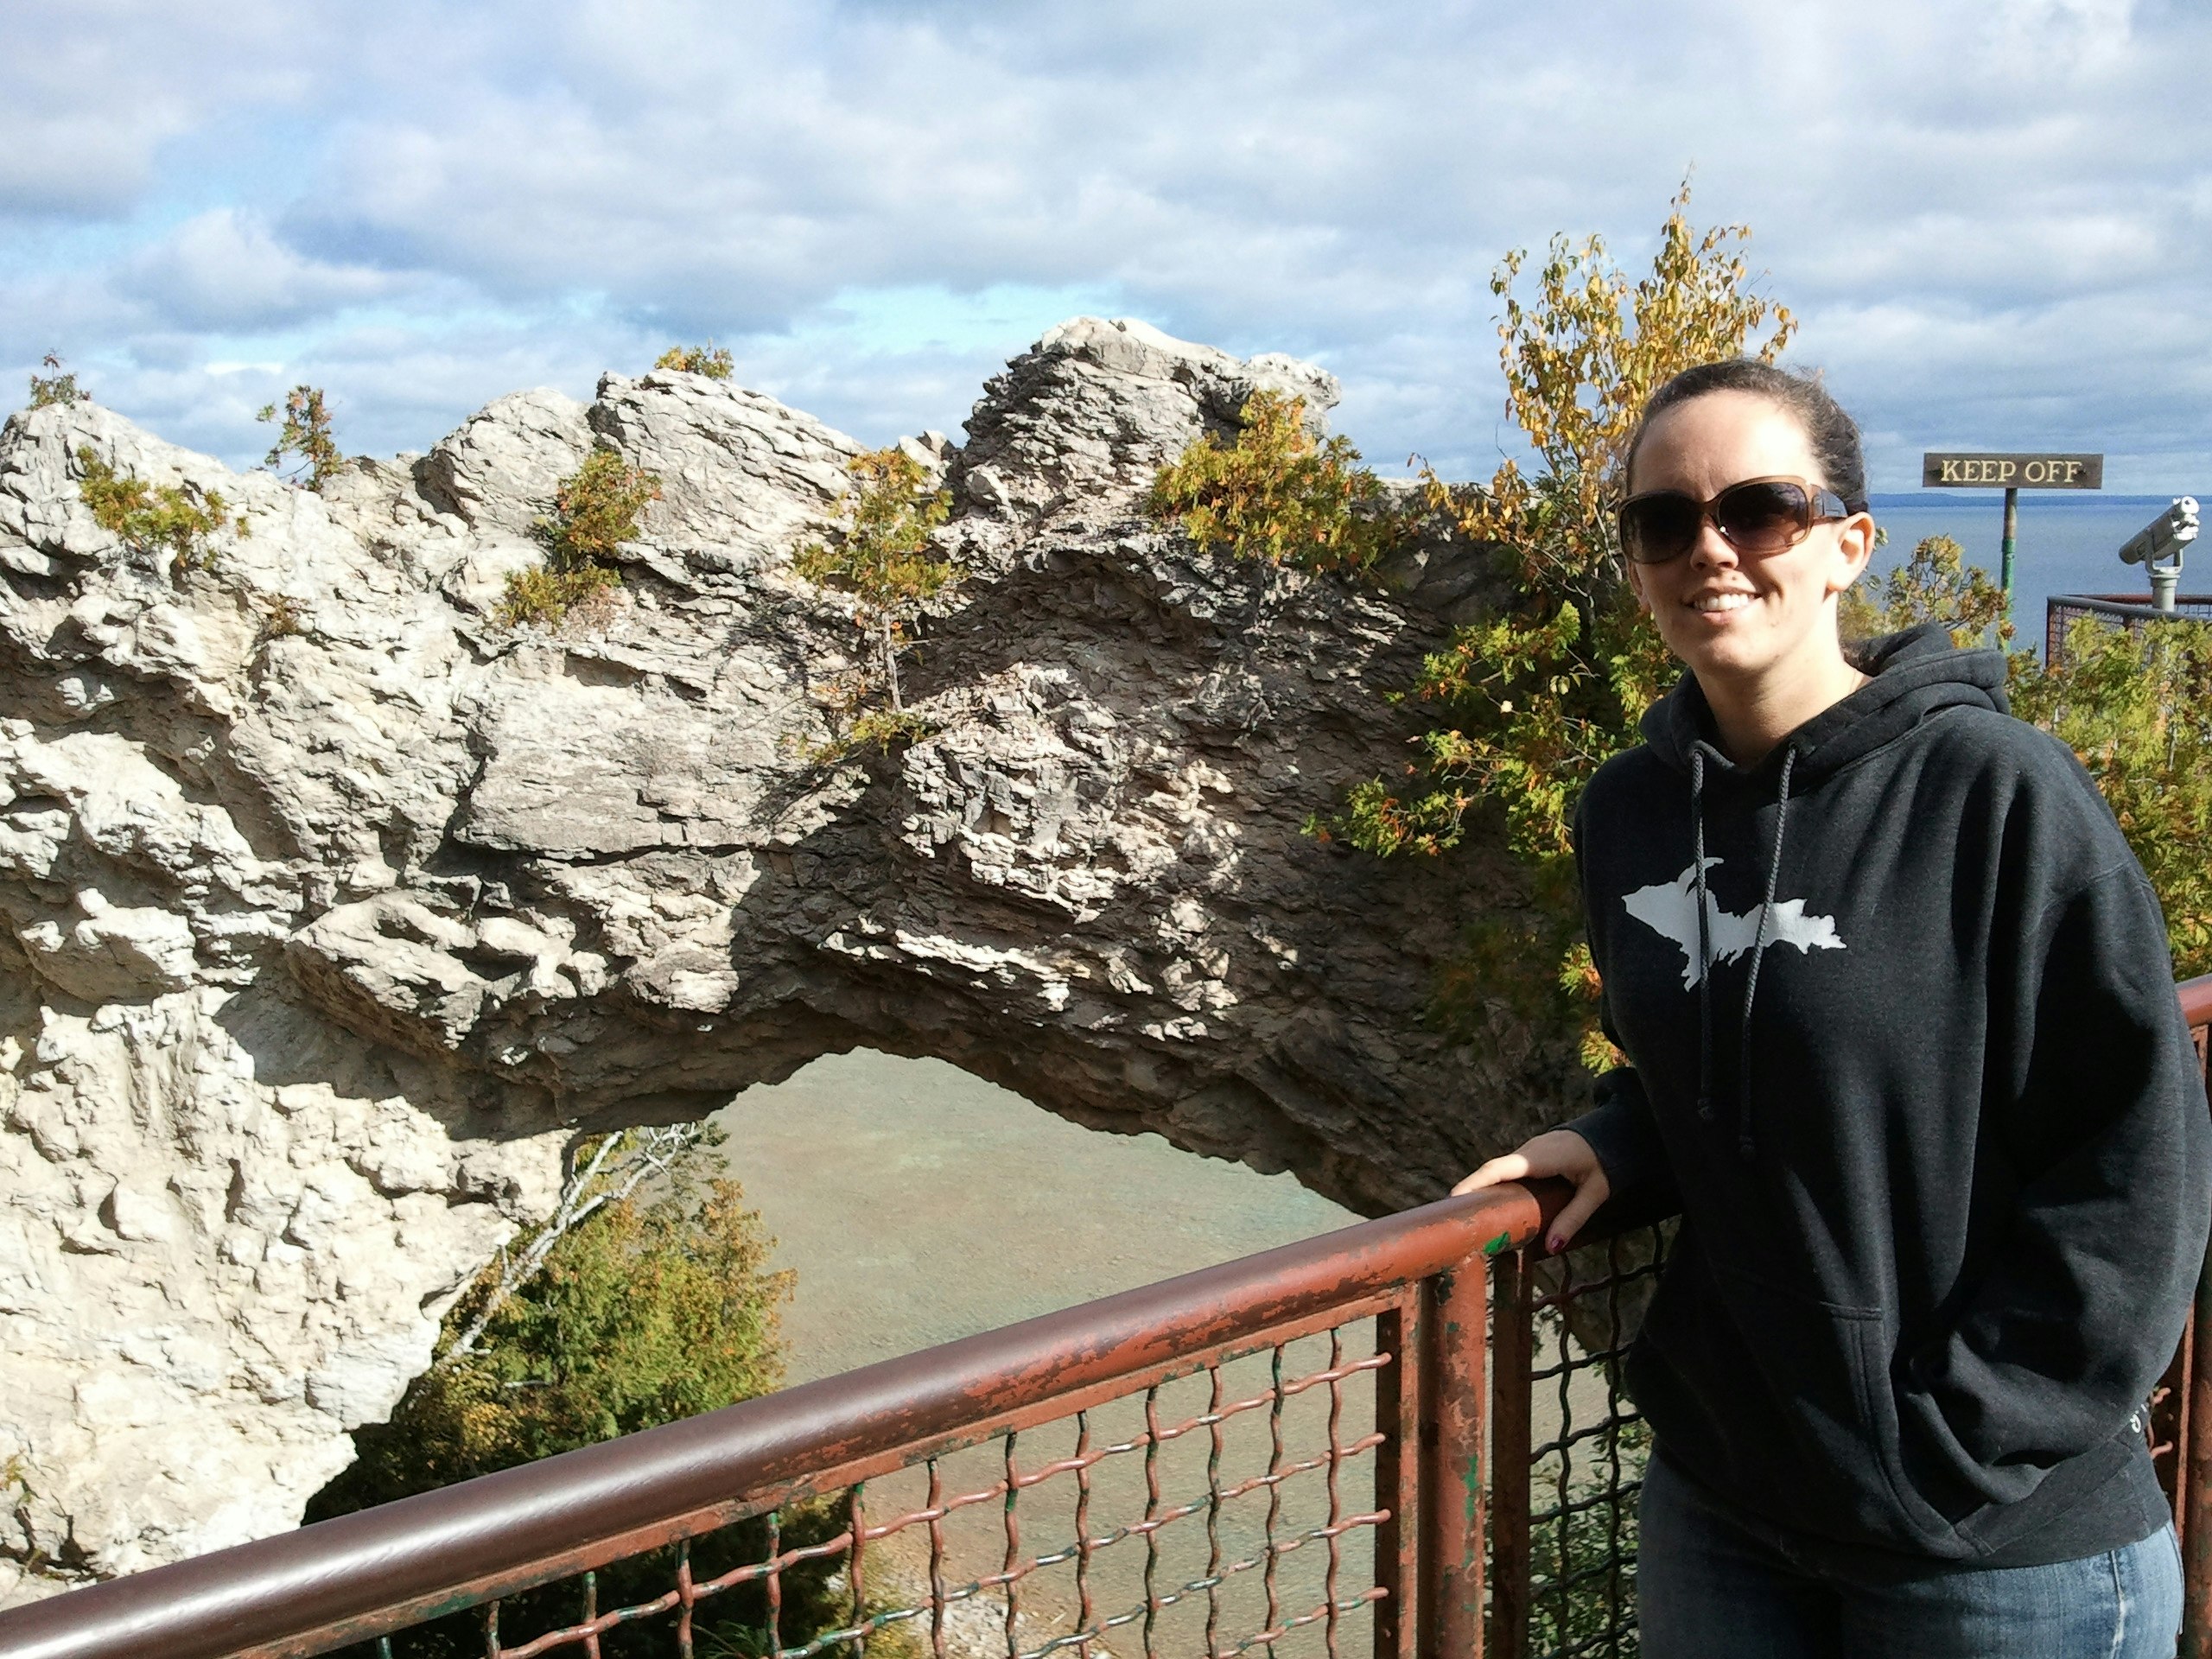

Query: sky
[4,0,2209,491]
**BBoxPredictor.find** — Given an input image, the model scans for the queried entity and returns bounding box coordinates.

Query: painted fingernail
[1546,1234,1565,1255]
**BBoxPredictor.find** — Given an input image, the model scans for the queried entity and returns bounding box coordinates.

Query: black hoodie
[1567,623,2210,1567]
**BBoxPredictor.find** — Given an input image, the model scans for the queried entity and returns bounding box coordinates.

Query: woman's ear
[1827,511,1877,599]
[1625,560,1653,613]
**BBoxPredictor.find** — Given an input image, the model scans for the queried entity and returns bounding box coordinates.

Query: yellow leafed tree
[1326,184,1795,1061]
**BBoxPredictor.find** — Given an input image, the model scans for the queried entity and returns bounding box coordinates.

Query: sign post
[1921,452,2105,626]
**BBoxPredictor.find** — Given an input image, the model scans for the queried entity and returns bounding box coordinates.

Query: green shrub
[307,1158,814,1659]
[793,447,955,720]
[655,342,735,378]
[496,562,623,629]
[1146,390,1407,573]
[499,443,661,629]
[29,353,83,409]
[1529,1418,1649,1656]
[257,385,345,490]
[75,445,236,575]
[537,442,664,565]
[2015,621,2212,977]
[1840,533,2012,651]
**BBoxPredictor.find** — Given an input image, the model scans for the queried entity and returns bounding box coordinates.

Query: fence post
[1421,1252,1491,1658]
[1375,1290,1423,1659]
[2181,1020,2212,1659]
[1486,1248,1534,1658]
[2185,1265,2212,1659]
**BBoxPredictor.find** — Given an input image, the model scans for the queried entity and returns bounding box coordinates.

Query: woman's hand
[1452,1130,1611,1255]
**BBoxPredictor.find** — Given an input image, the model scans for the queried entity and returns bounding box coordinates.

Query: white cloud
[0,0,311,217]
[4,0,2210,487]
[117,209,401,330]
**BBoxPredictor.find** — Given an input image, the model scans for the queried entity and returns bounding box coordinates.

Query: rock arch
[0,317,1564,1602]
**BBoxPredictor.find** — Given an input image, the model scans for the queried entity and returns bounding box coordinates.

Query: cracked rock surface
[0,315,1560,1604]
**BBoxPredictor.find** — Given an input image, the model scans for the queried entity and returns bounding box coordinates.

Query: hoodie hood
[1641,622,2010,783]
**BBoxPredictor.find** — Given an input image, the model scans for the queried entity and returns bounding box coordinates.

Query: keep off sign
[1923,452,2104,489]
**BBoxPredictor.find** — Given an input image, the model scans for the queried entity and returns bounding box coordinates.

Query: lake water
[1866,492,2204,655]
[710,1051,1356,1383]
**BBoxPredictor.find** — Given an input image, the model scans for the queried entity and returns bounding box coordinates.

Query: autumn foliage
[1322,186,1790,1059]
[1146,390,1406,573]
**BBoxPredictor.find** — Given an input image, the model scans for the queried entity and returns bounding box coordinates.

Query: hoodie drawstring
[1688,741,1799,1163]
[1690,747,1715,1125]
[1735,745,1796,1162]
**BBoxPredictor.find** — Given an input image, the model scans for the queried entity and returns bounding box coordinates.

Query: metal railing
[1,974,2206,1659]
[0,1179,1543,1659]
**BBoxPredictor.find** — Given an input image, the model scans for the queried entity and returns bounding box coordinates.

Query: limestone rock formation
[0,315,1552,1605]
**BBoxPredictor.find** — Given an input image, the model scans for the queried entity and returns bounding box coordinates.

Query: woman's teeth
[1689,593,1754,613]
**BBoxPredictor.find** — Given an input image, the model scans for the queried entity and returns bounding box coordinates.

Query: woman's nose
[1688,518,1738,568]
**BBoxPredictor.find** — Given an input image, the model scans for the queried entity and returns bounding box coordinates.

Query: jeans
[1638,1452,2183,1658]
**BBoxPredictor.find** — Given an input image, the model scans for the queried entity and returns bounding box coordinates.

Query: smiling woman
[1456,359,2212,1658]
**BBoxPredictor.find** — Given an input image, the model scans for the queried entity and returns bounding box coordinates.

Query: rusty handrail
[0,1184,1547,1659]
[2181,970,2212,1033]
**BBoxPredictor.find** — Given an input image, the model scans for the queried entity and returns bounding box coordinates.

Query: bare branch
[437,1122,705,1367]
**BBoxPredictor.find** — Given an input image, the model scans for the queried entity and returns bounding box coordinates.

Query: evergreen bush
[257,385,345,490]
[74,445,236,576]
[655,343,736,378]
[29,352,83,409]
[499,442,661,629]
[793,447,955,734]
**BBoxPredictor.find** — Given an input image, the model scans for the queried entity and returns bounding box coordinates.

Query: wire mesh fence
[1520,1229,1669,1659]
[330,1325,1390,1659]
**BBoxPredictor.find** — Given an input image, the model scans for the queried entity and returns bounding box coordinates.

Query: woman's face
[1624,390,1874,690]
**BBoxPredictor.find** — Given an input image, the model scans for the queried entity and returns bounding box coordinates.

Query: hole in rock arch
[717,1050,1374,1651]
[713,1049,1358,1383]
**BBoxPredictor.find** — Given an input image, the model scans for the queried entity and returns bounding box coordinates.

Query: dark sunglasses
[1617,475,1855,565]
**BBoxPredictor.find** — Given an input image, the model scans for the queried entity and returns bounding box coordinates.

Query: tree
[1146,389,1407,575]
[1325,184,1794,1060]
[304,1130,810,1659]
[436,1123,705,1368]
[309,1127,790,1507]
[793,447,956,716]
[257,385,345,490]
[28,352,83,409]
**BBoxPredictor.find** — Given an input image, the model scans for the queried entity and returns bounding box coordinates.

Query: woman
[1458,359,2210,1656]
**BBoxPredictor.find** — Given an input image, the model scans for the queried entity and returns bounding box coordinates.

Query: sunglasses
[1617,475,1854,565]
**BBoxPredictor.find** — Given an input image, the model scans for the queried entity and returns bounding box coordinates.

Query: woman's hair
[1623,359,1868,512]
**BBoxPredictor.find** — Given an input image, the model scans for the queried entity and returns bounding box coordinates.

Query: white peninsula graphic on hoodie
[1624,857,1846,989]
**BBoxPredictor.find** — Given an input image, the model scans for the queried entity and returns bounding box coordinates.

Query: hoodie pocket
[1701,1265,1971,1557]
